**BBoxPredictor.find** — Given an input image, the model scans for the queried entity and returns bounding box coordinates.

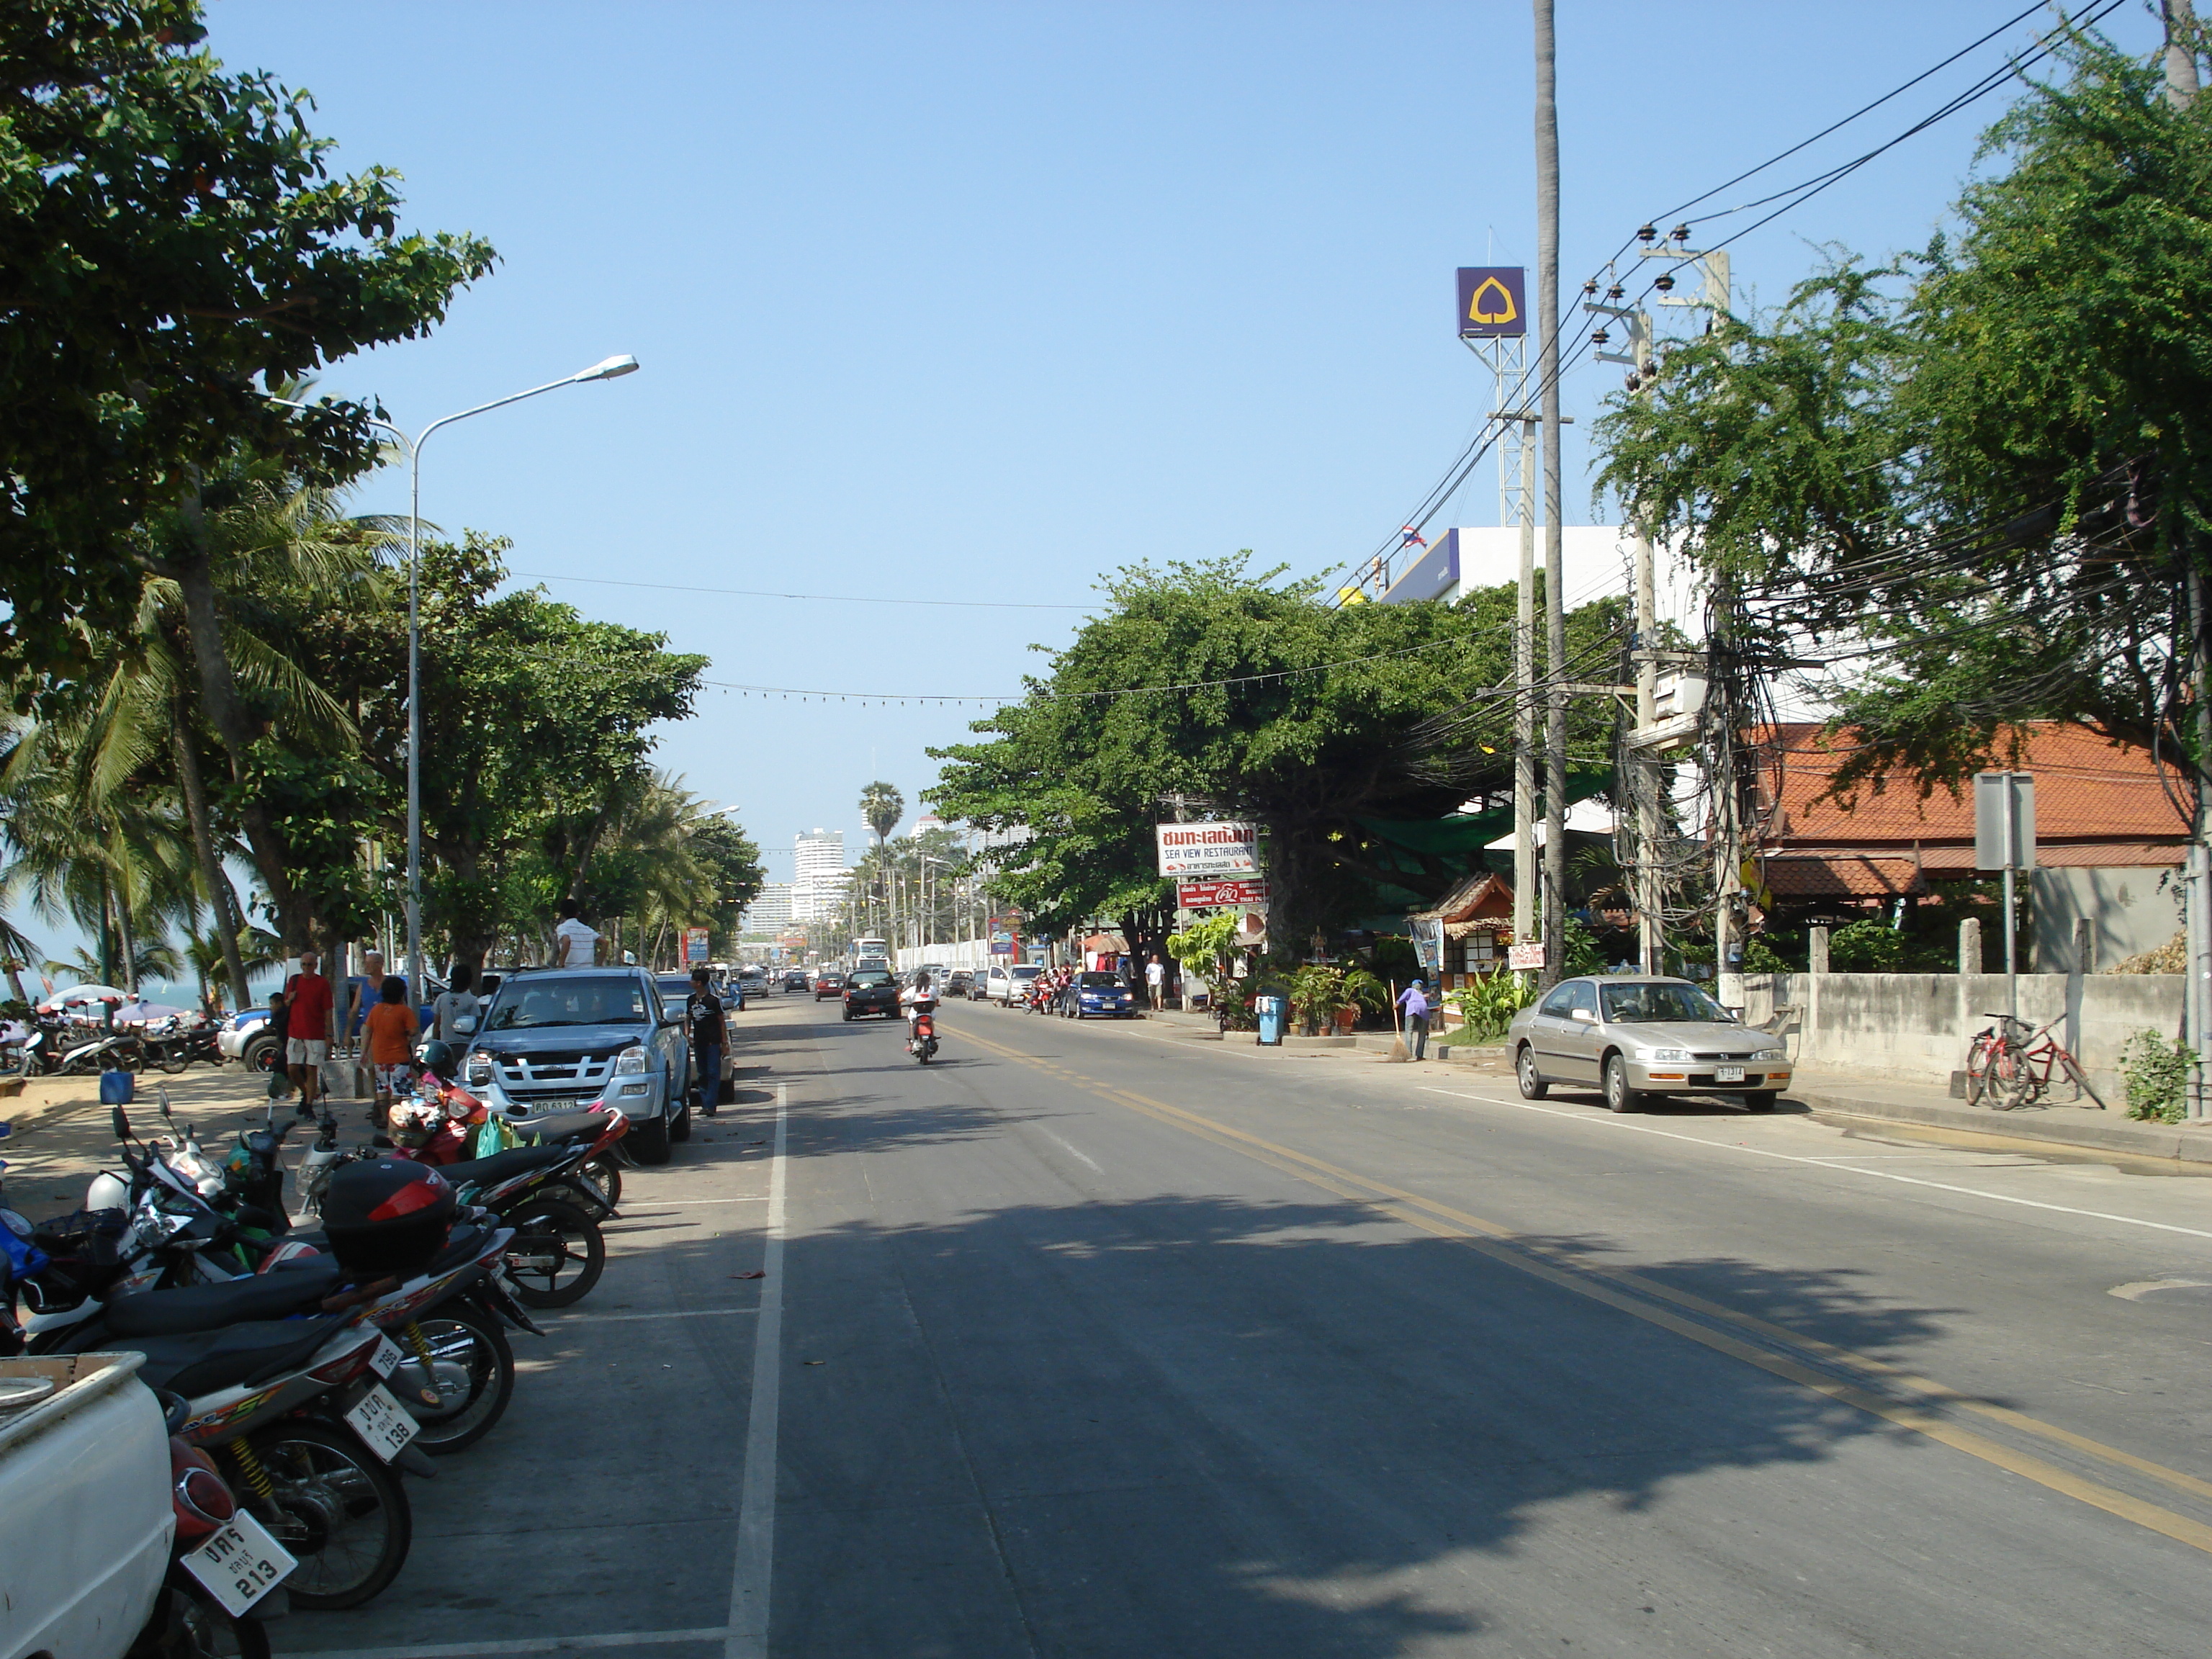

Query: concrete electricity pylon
[1533,0,1568,986]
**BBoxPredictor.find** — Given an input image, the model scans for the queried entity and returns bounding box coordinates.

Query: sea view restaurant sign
[1156,821,1260,878]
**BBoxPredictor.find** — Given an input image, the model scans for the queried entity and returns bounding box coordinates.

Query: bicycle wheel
[2057,1049,2108,1110]
[1986,1040,2031,1110]
[1964,1033,1997,1105]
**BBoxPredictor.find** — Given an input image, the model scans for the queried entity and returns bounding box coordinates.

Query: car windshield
[1078,972,1119,988]
[850,971,892,987]
[656,978,694,997]
[1600,981,1730,1024]
[1011,966,1042,981]
[487,976,650,1029]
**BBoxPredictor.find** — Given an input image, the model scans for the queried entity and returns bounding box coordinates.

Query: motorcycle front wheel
[242,1418,410,1611]
[158,1042,191,1074]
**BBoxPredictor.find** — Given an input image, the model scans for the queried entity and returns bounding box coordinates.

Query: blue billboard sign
[1457,266,1527,338]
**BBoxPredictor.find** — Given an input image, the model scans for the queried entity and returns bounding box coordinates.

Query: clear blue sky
[197,0,2158,889]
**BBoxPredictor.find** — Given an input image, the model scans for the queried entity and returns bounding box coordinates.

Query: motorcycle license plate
[1716,1066,1746,1084]
[181,1511,297,1616]
[343,1382,421,1462]
[367,1333,403,1380]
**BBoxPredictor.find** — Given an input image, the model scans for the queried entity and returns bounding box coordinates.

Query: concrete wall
[1738,968,2182,1097]
[2031,866,2183,973]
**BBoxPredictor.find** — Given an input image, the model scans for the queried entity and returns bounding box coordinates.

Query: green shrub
[1449,970,1535,1041]
[1827,919,1910,972]
[2118,1030,2191,1124]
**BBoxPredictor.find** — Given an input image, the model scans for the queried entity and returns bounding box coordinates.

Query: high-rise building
[742,883,795,938]
[791,828,851,924]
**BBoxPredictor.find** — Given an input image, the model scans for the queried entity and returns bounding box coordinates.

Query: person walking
[554,899,601,968]
[683,966,727,1118]
[345,949,387,1056]
[1396,978,1433,1062]
[1145,954,1165,1011]
[431,962,481,1041]
[284,951,335,1118]
[362,976,422,1128]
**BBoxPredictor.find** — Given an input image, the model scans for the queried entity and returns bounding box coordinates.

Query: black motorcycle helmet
[413,1038,458,1081]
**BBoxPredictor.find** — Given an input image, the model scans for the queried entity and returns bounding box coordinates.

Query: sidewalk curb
[1793,1086,2212,1166]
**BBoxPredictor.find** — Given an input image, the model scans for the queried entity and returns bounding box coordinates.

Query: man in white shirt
[554,899,601,968]
[1145,955,1165,1011]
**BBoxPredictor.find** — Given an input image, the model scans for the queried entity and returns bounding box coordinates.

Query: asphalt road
[264,990,2212,1659]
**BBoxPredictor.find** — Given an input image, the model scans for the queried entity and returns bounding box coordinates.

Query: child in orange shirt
[363,976,423,1126]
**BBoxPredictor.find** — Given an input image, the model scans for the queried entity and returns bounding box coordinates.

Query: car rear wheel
[1516,1043,1548,1100]
[1743,1091,1777,1112]
[1603,1054,1642,1114]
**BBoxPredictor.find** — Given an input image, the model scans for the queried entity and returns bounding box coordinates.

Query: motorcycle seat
[520,1109,615,1144]
[129,1313,357,1398]
[436,1144,572,1189]
[421,1222,495,1280]
[104,1259,346,1336]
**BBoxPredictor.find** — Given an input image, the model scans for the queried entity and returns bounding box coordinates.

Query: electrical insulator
[1607,284,1625,300]
[1637,224,1657,243]
[1591,327,1610,346]
[1654,273,1676,292]
[1671,224,1691,242]
[1624,372,1641,392]
[1583,278,1598,295]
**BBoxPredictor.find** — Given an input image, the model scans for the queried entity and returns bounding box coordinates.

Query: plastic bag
[473,1115,517,1159]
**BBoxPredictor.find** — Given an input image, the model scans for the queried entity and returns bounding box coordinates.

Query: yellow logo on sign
[1467,276,1517,326]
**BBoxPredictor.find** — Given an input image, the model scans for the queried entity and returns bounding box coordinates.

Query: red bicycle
[1965,1012,2105,1111]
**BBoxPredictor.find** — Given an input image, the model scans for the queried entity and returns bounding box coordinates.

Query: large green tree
[1,1,494,678]
[932,554,1627,963]
[1597,21,2212,796]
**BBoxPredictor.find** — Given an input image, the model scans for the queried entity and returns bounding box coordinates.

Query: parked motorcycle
[135,1389,296,1659]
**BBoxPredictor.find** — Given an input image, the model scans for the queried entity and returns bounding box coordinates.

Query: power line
[511,570,1094,612]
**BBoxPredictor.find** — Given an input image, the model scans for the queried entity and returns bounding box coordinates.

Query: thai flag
[1400,526,1427,548]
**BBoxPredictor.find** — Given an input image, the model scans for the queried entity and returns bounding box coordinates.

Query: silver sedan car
[1506,974,1792,1113]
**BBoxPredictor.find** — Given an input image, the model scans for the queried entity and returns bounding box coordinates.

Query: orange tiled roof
[1752,721,2188,850]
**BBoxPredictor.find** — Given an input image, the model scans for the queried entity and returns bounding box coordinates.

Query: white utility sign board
[1156,821,1260,878]
[1974,772,2036,870]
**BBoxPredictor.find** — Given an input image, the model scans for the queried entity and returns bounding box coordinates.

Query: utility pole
[1514,415,1538,962]
[1534,0,1568,988]
[1588,279,1663,973]
[2168,0,2210,1115]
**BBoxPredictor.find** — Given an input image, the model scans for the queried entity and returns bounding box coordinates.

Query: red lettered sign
[1178,879,1270,909]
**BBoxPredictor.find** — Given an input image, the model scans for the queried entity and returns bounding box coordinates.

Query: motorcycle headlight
[1640,1047,1691,1063]
[465,1050,495,1086]
[613,1044,649,1075]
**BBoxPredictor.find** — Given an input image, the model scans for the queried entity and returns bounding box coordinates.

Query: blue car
[1063,971,1136,1020]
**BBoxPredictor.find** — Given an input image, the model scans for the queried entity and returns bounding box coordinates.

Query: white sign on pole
[1973,773,2036,871]
[1155,821,1259,878]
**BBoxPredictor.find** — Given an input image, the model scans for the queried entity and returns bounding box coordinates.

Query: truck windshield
[487,976,649,1029]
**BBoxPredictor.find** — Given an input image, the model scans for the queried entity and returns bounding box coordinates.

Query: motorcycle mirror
[111,1105,131,1142]
[158,1087,173,1120]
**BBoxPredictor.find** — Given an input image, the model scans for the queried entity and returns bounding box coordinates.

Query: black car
[783,971,809,992]
[843,968,900,1020]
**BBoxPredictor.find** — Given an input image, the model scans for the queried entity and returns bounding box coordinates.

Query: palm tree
[859,782,903,938]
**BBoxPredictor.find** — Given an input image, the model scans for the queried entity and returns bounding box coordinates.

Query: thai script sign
[1155,821,1259,878]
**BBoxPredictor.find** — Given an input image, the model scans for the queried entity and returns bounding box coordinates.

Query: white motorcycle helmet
[86,1170,129,1213]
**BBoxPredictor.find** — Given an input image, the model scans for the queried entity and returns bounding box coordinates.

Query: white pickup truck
[0,1352,174,1659]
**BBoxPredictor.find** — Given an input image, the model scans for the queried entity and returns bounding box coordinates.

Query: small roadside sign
[1177,878,1270,909]
[684,927,711,963]
[1507,942,1545,971]
[1974,772,2036,871]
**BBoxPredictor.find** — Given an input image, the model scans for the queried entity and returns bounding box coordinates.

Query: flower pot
[1332,1007,1358,1033]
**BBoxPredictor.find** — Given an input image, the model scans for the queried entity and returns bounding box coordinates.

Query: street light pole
[271,357,639,1001]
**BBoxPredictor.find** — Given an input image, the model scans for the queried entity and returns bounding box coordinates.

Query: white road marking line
[725,1081,788,1659]
[1419,1087,2212,1241]
[1038,1128,1102,1172]
[543,1307,759,1325]
[279,1628,729,1659]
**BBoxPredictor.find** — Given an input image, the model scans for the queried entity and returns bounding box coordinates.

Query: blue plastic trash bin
[1255,994,1286,1046]
[99,1068,135,1106]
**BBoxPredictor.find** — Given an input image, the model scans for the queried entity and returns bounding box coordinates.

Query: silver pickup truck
[1,1352,174,1659]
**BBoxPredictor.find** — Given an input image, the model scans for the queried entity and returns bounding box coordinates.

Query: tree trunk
[168,515,307,948]
[115,876,140,995]
[99,873,117,988]
[173,709,253,1013]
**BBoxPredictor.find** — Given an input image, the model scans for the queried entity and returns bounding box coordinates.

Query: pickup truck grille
[494,1049,617,1093]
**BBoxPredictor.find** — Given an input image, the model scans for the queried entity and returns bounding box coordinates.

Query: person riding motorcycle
[900,971,940,1047]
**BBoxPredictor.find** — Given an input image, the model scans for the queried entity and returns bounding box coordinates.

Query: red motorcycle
[907,1008,938,1065]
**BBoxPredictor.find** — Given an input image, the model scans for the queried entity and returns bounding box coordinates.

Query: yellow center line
[948,1021,2212,1555]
